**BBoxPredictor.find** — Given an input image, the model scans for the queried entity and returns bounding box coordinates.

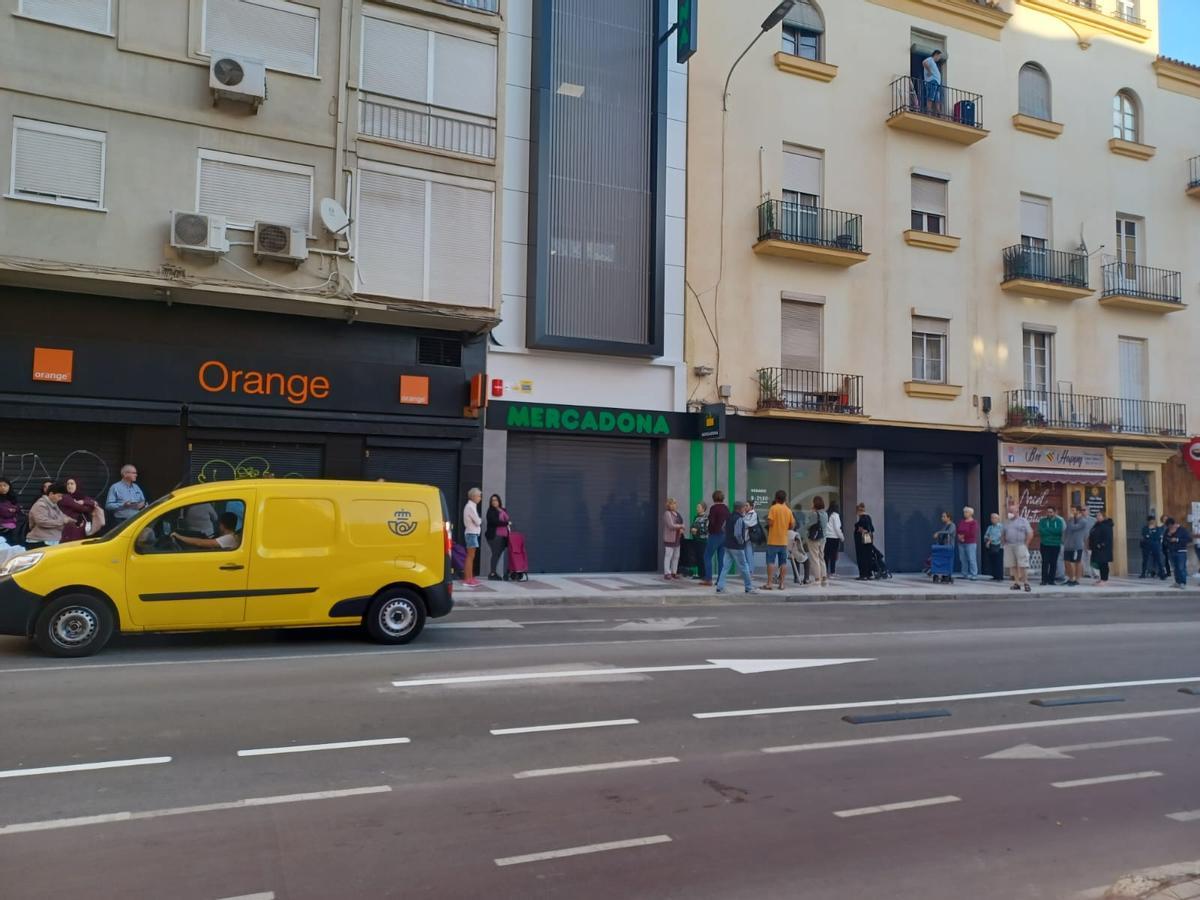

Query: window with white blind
[1022,329,1053,393]
[8,118,106,210]
[203,0,319,77]
[781,300,822,372]
[18,0,111,34]
[360,12,497,117]
[1019,193,1051,248]
[196,150,313,233]
[910,175,947,234]
[1018,63,1051,120]
[911,315,947,384]
[355,165,494,308]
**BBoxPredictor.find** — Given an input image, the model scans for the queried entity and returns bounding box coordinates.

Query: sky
[1159,0,1200,64]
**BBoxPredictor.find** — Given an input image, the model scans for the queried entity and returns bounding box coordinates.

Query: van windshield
[84,494,173,544]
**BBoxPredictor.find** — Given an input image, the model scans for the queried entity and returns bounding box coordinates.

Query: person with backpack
[717,500,757,594]
[763,491,795,591]
[853,503,876,580]
[804,496,830,587]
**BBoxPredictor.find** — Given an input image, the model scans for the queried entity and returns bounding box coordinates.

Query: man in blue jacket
[1163,518,1192,589]
[1141,516,1164,578]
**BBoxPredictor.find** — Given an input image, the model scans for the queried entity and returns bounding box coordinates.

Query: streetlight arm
[721,29,766,112]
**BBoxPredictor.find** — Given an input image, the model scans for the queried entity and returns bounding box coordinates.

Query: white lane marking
[0,756,172,780]
[523,619,610,625]
[394,658,872,688]
[834,795,961,818]
[0,786,392,836]
[982,736,1171,760]
[494,834,672,867]
[2,621,1196,674]
[428,619,525,630]
[1167,809,1200,822]
[514,757,680,779]
[237,738,411,757]
[491,719,639,736]
[696,677,1200,720]
[1051,771,1163,789]
[217,894,275,900]
[762,708,1200,754]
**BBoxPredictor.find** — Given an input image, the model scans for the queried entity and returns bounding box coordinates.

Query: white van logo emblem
[387,509,418,537]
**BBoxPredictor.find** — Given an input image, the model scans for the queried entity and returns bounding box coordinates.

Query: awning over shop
[1003,467,1106,485]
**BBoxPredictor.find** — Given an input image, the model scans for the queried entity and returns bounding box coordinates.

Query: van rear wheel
[34,594,114,658]
[365,590,426,645]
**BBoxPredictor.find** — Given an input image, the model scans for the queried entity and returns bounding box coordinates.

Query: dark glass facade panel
[528,0,666,356]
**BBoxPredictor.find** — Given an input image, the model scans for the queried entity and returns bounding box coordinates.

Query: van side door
[244,494,336,624]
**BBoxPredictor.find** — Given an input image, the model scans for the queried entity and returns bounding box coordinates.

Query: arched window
[1113,89,1140,142]
[1018,63,1051,120]
[782,0,824,62]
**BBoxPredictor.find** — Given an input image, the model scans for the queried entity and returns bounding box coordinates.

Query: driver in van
[171,512,241,551]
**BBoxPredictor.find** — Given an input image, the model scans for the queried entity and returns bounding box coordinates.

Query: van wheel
[34,594,114,658]
[365,590,426,645]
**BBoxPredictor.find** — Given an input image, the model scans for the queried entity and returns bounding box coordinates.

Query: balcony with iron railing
[887,76,988,145]
[757,368,866,418]
[1099,261,1185,313]
[1005,389,1186,438]
[1000,244,1092,301]
[358,93,497,160]
[753,199,868,266]
[1188,156,1200,197]
[1015,0,1151,42]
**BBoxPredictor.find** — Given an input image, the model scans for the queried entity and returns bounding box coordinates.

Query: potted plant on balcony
[758,370,786,410]
[1008,405,1029,427]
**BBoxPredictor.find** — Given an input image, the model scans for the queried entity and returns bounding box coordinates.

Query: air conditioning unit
[253,222,308,264]
[210,53,267,111]
[170,210,229,256]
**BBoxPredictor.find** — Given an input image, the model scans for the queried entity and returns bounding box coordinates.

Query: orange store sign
[198,359,330,406]
[32,347,74,383]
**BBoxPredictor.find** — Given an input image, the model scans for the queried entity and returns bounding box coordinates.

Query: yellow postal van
[0,479,453,657]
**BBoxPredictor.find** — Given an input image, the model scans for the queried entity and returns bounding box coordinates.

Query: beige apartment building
[685,0,1200,574]
[0,0,506,510]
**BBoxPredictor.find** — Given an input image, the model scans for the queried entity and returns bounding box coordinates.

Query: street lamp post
[722,0,797,111]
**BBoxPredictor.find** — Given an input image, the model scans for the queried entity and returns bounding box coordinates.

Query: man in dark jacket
[1163,518,1192,589]
[1141,516,1164,578]
[718,500,756,594]
[701,490,730,587]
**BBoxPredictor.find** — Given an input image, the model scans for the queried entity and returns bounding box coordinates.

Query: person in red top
[956,506,980,581]
[701,490,730,586]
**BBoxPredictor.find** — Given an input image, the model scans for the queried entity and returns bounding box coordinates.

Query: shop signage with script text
[1002,443,1105,472]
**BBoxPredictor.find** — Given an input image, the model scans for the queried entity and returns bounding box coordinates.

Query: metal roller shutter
[506,435,657,574]
[0,425,125,507]
[883,460,967,573]
[364,447,459,517]
[188,440,323,484]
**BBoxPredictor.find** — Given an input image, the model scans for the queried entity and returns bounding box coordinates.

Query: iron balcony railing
[757,200,863,252]
[359,94,497,160]
[1189,156,1200,190]
[1110,5,1146,26]
[1101,262,1183,305]
[1006,389,1186,437]
[890,75,985,131]
[1061,0,1145,26]
[443,0,498,11]
[1002,244,1089,289]
[758,368,864,416]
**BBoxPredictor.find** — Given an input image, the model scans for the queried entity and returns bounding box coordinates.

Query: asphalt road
[1,594,1197,900]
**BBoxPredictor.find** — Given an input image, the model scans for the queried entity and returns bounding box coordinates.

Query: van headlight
[0,553,43,578]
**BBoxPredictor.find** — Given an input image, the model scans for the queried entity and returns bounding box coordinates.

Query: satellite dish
[319,197,350,235]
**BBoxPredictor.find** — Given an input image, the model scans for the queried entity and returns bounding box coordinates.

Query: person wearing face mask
[0,478,23,545]
[1002,500,1034,592]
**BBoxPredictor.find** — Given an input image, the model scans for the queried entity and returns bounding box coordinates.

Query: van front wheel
[365,590,426,645]
[34,594,114,658]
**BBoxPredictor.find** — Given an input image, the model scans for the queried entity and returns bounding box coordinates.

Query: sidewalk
[452,571,1191,609]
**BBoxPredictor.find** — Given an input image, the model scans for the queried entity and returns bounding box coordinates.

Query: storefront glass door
[748,457,842,523]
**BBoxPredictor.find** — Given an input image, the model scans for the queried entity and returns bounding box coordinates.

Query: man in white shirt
[923,50,943,116]
[172,512,241,551]
[462,488,483,587]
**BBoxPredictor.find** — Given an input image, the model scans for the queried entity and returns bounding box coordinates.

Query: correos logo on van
[387,509,419,537]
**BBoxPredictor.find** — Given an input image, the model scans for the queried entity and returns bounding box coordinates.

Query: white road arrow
[611,617,717,632]
[981,736,1171,760]
[391,658,872,688]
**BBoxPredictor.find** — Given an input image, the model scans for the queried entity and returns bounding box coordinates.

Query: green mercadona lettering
[506,404,671,436]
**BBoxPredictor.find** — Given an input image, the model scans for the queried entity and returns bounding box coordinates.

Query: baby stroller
[929,543,955,584]
[867,544,892,580]
[506,530,530,581]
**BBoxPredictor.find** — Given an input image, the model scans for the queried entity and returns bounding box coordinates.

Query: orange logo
[198,359,330,406]
[399,375,430,405]
[32,348,74,383]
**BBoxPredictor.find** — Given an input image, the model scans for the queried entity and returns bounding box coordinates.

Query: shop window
[18,0,111,34]
[197,149,314,233]
[9,118,106,210]
[748,457,842,525]
[1018,63,1052,121]
[781,0,824,61]
[135,499,246,554]
[910,175,947,234]
[202,0,320,77]
[1113,89,1140,143]
[911,316,947,384]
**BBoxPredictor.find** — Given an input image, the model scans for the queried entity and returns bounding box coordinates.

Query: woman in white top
[823,502,845,578]
[462,488,483,587]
